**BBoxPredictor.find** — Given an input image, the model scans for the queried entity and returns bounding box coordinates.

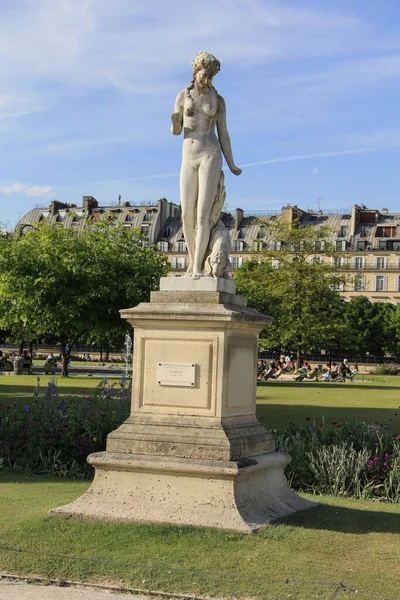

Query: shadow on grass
[256,404,400,430]
[280,503,400,535]
[257,381,400,391]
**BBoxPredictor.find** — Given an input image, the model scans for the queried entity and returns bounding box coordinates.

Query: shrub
[0,375,131,478]
[275,420,400,502]
[374,364,399,375]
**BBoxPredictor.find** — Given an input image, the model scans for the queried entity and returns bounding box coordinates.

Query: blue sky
[2,0,400,226]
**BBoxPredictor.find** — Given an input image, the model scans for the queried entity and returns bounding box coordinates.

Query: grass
[256,378,400,430]
[0,473,399,599]
[1,378,400,597]
[2,374,400,431]
[0,375,123,404]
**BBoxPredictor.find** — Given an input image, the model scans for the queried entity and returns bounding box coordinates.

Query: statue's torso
[182,89,221,156]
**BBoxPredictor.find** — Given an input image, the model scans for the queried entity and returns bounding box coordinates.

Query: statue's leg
[180,162,198,276]
[194,155,222,277]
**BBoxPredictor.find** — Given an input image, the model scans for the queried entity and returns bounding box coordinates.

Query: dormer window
[233,240,244,252]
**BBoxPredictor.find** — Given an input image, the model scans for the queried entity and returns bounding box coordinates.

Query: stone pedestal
[50,278,316,531]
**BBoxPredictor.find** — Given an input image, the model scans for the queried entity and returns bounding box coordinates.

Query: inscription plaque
[157,362,196,387]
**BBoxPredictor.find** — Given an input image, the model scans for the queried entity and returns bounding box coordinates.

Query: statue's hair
[186,51,220,101]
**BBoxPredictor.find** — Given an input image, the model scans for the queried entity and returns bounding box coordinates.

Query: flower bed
[0,376,131,478]
[1,378,399,501]
[276,419,400,502]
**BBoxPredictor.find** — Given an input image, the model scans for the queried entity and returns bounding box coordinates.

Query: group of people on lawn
[257,356,358,382]
[293,359,358,382]
[0,350,59,374]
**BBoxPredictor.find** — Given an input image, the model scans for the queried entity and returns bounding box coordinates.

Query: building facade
[17,198,400,304]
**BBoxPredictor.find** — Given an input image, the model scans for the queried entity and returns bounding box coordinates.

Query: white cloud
[0,182,52,197]
[0,183,26,194]
[313,167,318,175]
[0,0,399,162]
[25,185,53,197]
[239,146,400,168]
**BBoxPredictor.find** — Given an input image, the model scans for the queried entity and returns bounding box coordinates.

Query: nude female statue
[171,51,242,278]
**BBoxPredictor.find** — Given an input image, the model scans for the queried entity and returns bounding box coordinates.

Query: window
[353,257,364,269]
[176,241,186,252]
[315,240,325,251]
[333,256,342,267]
[269,241,281,251]
[354,275,366,291]
[253,241,263,251]
[332,280,344,291]
[378,240,387,250]
[171,257,186,269]
[257,226,266,238]
[163,227,171,238]
[233,240,244,252]
[357,240,366,251]
[231,257,243,268]
[336,240,346,251]
[395,275,400,292]
[393,241,400,251]
[143,211,154,222]
[157,241,168,252]
[376,226,396,237]
[339,226,347,237]
[140,225,149,236]
[360,225,370,237]
[375,275,386,291]
[375,256,386,269]
[125,213,134,222]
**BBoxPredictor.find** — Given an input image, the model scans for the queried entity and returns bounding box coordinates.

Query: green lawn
[1,378,400,597]
[0,473,399,599]
[0,374,123,404]
[1,374,400,432]
[256,378,400,430]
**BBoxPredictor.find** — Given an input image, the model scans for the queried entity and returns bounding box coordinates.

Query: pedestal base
[49,451,316,533]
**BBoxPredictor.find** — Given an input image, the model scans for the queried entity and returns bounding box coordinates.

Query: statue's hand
[229,165,242,176]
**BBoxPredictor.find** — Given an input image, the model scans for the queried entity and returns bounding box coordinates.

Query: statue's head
[191,51,220,81]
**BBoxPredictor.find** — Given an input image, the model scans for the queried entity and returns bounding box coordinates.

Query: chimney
[82,196,98,214]
[49,200,69,216]
[235,207,244,230]
[382,207,388,214]
[350,204,361,236]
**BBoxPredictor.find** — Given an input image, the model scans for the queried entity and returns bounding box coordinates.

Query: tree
[233,218,347,366]
[0,219,169,375]
[343,297,395,360]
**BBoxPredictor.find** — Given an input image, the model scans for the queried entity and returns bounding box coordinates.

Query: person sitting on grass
[22,350,32,374]
[323,363,333,381]
[336,361,348,382]
[272,360,284,379]
[263,362,276,380]
[293,360,311,381]
[308,366,320,381]
[347,362,358,382]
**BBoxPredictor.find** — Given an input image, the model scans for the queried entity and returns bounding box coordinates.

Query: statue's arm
[216,96,242,176]
[171,90,185,135]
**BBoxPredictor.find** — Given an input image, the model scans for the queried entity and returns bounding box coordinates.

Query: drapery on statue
[171,51,242,279]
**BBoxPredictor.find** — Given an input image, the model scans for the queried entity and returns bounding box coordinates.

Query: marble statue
[171,51,242,278]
